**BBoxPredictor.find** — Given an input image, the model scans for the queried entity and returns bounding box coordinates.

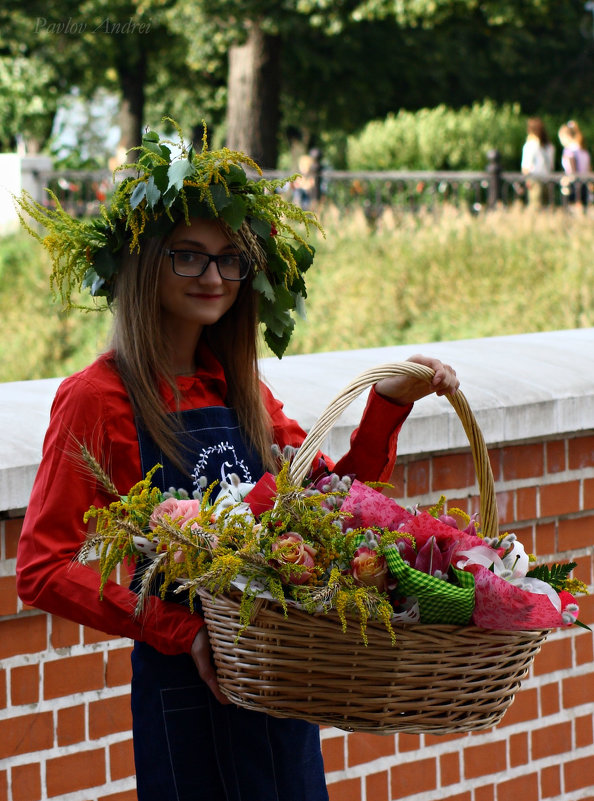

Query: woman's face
[158,217,243,336]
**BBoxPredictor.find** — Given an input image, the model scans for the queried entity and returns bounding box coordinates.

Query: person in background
[521,117,555,206]
[558,120,591,208]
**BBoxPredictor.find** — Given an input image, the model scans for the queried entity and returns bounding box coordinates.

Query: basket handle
[288,362,498,540]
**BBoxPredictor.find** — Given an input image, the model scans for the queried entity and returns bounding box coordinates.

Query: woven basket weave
[200,362,548,734]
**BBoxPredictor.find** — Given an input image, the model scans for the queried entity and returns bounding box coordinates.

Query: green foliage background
[2,207,594,382]
[344,102,594,171]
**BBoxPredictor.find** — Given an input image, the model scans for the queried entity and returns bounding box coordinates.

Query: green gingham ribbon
[384,545,475,625]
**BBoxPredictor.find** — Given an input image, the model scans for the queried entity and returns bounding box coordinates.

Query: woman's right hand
[190,627,231,705]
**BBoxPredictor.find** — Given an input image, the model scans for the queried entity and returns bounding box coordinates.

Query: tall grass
[281,206,594,356]
[2,206,593,382]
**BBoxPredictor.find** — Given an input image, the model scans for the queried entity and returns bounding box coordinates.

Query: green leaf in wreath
[167,157,194,191]
[252,271,276,302]
[129,181,147,210]
[220,194,247,231]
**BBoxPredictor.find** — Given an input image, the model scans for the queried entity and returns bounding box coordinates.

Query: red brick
[568,434,594,469]
[57,705,85,747]
[365,770,388,801]
[488,448,502,482]
[534,521,556,556]
[0,712,53,759]
[441,793,471,801]
[563,673,594,708]
[0,770,6,801]
[106,647,133,687]
[546,440,566,473]
[497,772,539,801]
[541,764,561,799]
[4,517,23,559]
[501,443,544,480]
[515,486,537,521]
[577,584,594,618]
[474,786,495,801]
[327,777,360,801]
[84,626,122,645]
[496,490,515,526]
[10,664,39,706]
[463,740,506,779]
[500,688,538,726]
[12,762,41,801]
[322,736,344,773]
[532,721,571,759]
[0,615,46,659]
[387,463,405,498]
[423,731,467,747]
[440,751,460,785]
[89,695,133,739]
[397,733,421,751]
[540,680,561,716]
[44,653,104,699]
[575,714,593,748]
[407,459,430,497]
[391,757,436,799]
[573,555,593,588]
[0,576,18,616]
[583,477,594,510]
[575,629,594,665]
[558,515,594,551]
[540,480,580,518]
[50,616,81,649]
[46,749,106,796]
[348,732,395,767]
[532,636,573,676]
[564,754,594,792]
[432,452,476,493]
[109,738,135,782]
[509,732,528,768]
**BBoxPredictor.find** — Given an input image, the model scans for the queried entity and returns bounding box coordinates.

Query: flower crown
[15,118,323,358]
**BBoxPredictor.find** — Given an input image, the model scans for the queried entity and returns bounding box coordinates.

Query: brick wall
[1,430,593,801]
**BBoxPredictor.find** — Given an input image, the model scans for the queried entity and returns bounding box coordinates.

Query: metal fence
[35,152,594,223]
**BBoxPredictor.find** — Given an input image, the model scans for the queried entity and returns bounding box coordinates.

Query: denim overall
[132,406,329,801]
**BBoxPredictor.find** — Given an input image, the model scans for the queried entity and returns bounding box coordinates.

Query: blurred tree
[0,0,591,169]
[0,0,206,157]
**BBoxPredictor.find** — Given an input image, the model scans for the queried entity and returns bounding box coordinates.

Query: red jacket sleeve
[261,382,412,483]
[16,371,203,655]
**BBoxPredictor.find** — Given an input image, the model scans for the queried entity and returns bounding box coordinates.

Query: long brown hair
[110,219,275,474]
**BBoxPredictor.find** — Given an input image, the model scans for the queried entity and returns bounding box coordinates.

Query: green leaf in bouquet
[526,561,578,592]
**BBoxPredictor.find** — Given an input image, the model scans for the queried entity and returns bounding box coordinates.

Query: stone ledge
[1,329,594,512]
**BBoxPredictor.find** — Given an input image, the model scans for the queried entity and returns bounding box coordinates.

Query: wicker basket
[200,362,548,734]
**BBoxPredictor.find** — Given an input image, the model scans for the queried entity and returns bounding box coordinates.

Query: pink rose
[149,498,203,530]
[271,532,317,585]
[351,546,388,592]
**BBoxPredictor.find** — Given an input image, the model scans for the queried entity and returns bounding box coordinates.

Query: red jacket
[16,347,411,655]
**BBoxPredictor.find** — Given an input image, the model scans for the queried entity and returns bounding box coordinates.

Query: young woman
[520,117,555,206]
[558,120,591,207]
[15,126,458,801]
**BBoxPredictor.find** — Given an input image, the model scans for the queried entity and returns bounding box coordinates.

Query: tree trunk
[115,48,147,161]
[226,22,281,168]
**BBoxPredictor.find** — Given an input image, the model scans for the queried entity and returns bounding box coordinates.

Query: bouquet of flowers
[79,449,587,643]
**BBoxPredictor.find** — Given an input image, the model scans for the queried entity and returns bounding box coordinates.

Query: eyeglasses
[165,249,251,281]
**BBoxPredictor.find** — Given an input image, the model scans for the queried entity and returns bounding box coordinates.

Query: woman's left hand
[375,354,460,406]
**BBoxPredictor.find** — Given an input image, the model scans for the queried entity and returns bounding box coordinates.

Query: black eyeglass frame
[165,249,251,281]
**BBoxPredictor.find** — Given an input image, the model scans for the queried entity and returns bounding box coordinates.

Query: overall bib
[132,406,329,801]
